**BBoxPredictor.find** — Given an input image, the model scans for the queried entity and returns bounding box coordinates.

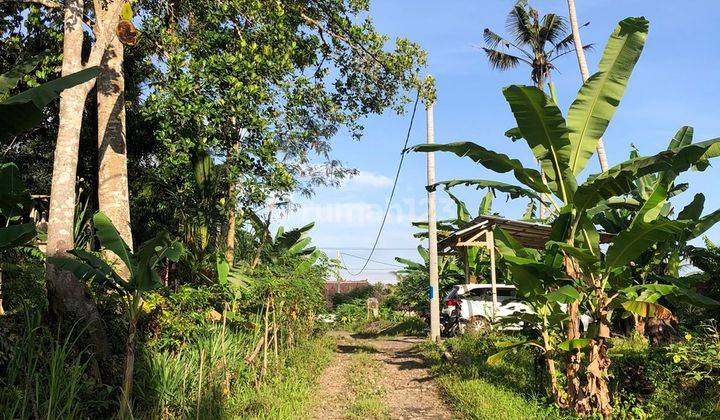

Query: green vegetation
[346,351,389,419]
[413,12,720,417]
[422,331,719,419]
[0,0,425,417]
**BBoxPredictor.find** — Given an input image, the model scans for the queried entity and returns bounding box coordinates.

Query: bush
[331,284,380,307]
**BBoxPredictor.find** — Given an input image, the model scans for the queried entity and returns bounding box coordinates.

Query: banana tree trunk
[566,0,609,172]
[119,305,139,418]
[97,26,133,266]
[541,330,564,406]
[633,313,646,336]
[46,0,109,360]
[570,285,613,417]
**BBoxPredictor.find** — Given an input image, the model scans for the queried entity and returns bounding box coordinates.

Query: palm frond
[482,48,527,71]
[548,21,589,56]
[483,28,511,49]
[506,3,535,46]
[483,28,534,59]
[539,13,569,46]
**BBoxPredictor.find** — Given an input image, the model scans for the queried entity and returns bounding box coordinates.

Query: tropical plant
[0,163,37,315]
[48,212,184,417]
[1,62,98,316]
[414,16,720,415]
[394,245,463,312]
[481,0,591,90]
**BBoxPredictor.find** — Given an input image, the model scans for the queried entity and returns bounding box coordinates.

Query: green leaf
[545,285,582,304]
[493,227,531,259]
[574,138,720,214]
[120,2,134,20]
[443,188,471,223]
[479,191,493,216]
[0,67,99,141]
[0,54,43,94]
[217,256,230,286]
[92,212,133,272]
[295,249,321,274]
[545,241,599,266]
[621,300,671,319]
[503,85,575,202]
[71,249,128,290]
[605,219,689,272]
[668,126,694,150]
[521,200,536,221]
[287,237,312,255]
[486,349,510,365]
[410,142,549,193]
[566,17,649,175]
[558,338,591,352]
[433,179,544,202]
[678,194,704,221]
[0,223,36,251]
[0,163,32,218]
[47,256,109,284]
[690,207,720,239]
[504,127,522,141]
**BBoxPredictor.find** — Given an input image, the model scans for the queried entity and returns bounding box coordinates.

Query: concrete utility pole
[426,100,441,342]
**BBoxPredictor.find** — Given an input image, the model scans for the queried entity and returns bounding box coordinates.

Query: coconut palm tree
[482,1,591,218]
[482,1,591,91]
[566,0,610,172]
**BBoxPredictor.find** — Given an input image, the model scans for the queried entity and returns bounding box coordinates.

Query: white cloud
[345,171,393,188]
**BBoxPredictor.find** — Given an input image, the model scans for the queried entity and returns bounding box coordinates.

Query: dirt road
[313,332,452,420]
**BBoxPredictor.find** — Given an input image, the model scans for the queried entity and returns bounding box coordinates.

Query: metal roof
[438,214,614,254]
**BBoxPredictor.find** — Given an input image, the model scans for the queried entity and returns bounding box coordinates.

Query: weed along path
[313,331,452,420]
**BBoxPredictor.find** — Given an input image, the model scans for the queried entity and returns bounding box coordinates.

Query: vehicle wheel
[465,316,490,334]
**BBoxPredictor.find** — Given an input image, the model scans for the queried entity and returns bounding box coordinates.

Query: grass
[435,373,559,420]
[345,348,389,419]
[134,329,335,419]
[350,316,426,339]
[419,334,569,420]
[238,336,335,419]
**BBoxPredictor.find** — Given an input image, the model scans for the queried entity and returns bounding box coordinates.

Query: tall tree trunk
[46,0,109,359]
[97,24,133,260]
[225,193,236,265]
[566,0,609,172]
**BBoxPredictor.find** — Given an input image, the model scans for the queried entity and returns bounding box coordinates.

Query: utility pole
[426,99,441,342]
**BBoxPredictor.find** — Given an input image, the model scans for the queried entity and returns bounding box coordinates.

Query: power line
[342,91,420,276]
[339,252,404,268]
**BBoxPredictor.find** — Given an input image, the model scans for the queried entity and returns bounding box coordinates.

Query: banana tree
[395,245,464,312]
[0,163,37,315]
[591,129,720,335]
[48,213,183,417]
[414,17,720,416]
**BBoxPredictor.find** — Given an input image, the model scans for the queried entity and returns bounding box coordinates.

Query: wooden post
[461,247,470,284]
[487,230,497,321]
[426,99,441,342]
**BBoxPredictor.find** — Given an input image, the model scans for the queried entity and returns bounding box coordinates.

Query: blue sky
[278,0,720,282]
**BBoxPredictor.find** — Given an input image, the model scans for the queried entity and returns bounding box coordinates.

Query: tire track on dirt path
[366,336,452,420]
[313,332,452,420]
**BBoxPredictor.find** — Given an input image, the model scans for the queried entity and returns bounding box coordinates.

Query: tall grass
[0,311,88,419]
[133,326,333,419]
